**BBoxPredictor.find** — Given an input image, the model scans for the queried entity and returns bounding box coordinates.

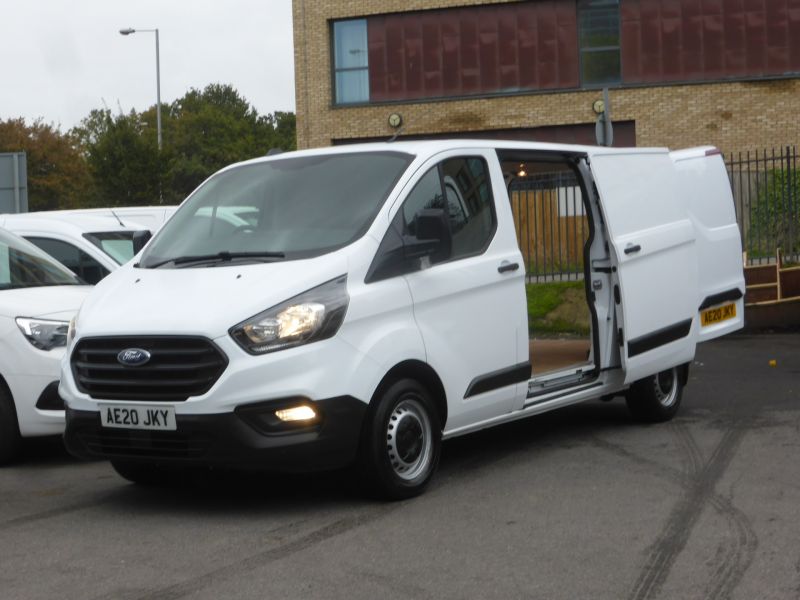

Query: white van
[0,228,91,463]
[0,213,152,284]
[60,141,744,498]
[53,206,178,232]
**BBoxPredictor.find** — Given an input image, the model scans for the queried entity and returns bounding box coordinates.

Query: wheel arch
[370,360,448,429]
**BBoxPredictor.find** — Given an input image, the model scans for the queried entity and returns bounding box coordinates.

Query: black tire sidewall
[626,366,684,423]
[360,378,442,500]
[0,385,22,465]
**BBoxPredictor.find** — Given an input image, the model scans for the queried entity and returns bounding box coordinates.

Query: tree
[164,84,296,199]
[73,109,162,206]
[0,118,93,211]
[73,84,297,206]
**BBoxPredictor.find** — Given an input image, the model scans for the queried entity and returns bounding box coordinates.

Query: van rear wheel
[626,366,684,423]
[358,379,441,500]
[0,386,22,465]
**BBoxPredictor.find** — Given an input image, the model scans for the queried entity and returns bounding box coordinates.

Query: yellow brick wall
[293,0,800,154]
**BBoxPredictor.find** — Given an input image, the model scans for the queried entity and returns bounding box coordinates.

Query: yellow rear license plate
[701,303,736,326]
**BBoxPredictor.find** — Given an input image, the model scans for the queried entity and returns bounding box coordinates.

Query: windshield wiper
[144,251,286,269]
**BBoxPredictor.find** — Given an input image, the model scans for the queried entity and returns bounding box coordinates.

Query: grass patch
[526,281,589,337]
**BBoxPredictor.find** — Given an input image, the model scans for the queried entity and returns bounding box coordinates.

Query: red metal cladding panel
[403,16,423,97]
[744,5,767,73]
[478,7,500,92]
[723,9,746,75]
[364,1,580,102]
[459,12,480,95]
[621,2,642,82]
[661,17,682,80]
[555,1,579,88]
[368,17,388,102]
[789,1,800,69]
[422,15,443,97]
[517,7,538,89]
[703,13,725,79]
[766,1,788,74]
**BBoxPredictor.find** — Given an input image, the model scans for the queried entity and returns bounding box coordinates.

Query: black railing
[726,146,799,265]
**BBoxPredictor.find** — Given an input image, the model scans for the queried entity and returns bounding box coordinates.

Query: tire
[110,460,173,486]
[625,366,684,423]
[0,384,22,465]
[358,378,442,500]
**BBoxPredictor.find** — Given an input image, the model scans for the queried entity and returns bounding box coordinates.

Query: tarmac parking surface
[1,334,798,599]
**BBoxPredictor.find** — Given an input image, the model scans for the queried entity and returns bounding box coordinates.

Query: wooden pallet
[744,249,800,306]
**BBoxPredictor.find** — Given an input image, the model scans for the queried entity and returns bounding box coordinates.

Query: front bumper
[64,395,367,472]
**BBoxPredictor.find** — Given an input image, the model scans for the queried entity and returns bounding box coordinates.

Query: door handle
[624,244,642,255]
[498,261,520,273]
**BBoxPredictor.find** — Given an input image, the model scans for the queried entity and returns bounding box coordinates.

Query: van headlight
[230,275,349,355]
[15,317,70,351]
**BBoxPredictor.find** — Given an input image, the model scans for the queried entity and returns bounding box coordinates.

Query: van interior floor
[530,338,592,376]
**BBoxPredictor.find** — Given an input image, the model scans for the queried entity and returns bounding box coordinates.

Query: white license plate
[99,404,176,431]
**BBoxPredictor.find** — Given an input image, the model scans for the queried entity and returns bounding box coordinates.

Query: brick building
[292,0,800,152]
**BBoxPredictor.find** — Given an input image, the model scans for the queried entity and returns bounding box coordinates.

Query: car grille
[72,336,228,402]
[76,428,211,459]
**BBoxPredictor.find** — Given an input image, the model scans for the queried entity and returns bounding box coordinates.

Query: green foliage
[72,83,297,206]
[0,118,94,210]
[526,281,589,337]
[750,168,800,256]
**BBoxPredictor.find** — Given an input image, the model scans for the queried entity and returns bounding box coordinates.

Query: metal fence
[726,146,799,265]
[509,171,588,282]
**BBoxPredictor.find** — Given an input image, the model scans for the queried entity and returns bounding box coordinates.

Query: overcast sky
[0,0,295,131]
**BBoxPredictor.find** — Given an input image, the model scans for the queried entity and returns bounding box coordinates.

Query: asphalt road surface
[2,334,799,600]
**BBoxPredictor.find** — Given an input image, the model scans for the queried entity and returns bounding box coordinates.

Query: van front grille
[72,336,228,401]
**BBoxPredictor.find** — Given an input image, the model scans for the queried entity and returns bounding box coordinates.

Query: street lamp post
[119,27,162,151]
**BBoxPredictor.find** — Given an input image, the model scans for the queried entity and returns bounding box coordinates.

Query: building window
[578,0,621,86]
[333,19,369,104]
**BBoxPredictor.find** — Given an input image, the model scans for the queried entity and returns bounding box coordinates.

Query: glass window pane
[581,50,621,85]
[26,237,109,284]
[579,6,620,48]
[441,157,495,258]
[335,70,369,104]
[334,20,368,69]
[402,168,445,234]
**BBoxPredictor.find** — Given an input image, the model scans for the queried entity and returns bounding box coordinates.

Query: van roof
[234,139,677,171]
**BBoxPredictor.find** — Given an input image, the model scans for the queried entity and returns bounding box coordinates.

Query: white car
[48,206,179,232]
[60,140,744,497]
[0,212,151,284]
[0,228,91,463]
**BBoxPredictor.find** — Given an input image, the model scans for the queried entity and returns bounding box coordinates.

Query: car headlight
[15,317,70,351]
[230,275,349,355]
[67,313,79,348]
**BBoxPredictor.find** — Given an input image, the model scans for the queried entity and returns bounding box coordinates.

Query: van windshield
[0,229,82,290]
[138,151,414,268]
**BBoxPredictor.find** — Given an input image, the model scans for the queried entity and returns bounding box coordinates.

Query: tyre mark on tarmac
[133,503,399,600]
[0,497,101,531]
[626,425,749,600]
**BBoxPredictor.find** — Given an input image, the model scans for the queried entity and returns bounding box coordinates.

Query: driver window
[401,167,444,236]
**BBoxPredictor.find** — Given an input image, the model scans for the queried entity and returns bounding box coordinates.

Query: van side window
[25,237,109,284]
[399,157,495,262]
[442,157,495,258]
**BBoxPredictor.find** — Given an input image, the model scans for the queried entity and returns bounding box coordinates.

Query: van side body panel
[671,149,746,342]
[589,151,699,383]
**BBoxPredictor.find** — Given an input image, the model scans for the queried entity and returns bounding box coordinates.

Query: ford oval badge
[117,348,151,366]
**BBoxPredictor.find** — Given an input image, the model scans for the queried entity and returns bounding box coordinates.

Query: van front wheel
[626,366,684,423]
[359,379,441,500]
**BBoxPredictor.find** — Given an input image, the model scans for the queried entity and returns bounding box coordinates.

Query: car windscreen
[0,228,82,289]
[83,231,140,264]
[137,151,414,268]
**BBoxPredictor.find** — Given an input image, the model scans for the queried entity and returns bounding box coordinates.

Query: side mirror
[405,208,451,263]
[132,230,153,254]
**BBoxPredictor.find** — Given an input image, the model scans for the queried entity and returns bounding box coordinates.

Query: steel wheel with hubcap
[359,378,441,500]
[626,365,684,422]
